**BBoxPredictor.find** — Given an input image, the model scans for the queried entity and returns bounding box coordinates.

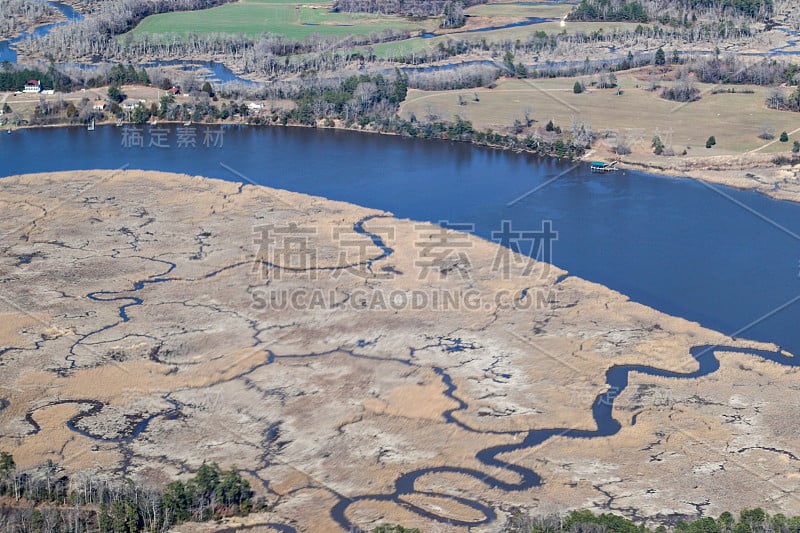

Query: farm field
[399,73,800,155]
[130,0,436,39]
[128,0,640,58]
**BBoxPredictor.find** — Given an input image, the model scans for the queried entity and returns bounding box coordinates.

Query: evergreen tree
[655,47,666,66]
[652,135,664,154]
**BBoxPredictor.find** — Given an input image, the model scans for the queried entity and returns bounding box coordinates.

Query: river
[1,124,798,357]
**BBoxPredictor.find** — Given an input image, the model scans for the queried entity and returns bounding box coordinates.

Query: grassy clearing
[130,0,434,39]
[465,3,572,19]
[130,0,640,57]
[399,73,800,155]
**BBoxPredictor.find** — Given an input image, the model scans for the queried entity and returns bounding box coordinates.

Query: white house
[23,80,41,93]
[93,102,106,111]
[121,99,146,111]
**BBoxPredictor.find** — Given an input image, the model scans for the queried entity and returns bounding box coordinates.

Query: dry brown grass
[0,170,796,531]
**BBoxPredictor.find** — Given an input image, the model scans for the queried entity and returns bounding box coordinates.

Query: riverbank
[584,149,800,203]
[6,103,800,205]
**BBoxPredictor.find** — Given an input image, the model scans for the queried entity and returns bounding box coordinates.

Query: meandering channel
[13,190,798,528]
[326,341,795,529]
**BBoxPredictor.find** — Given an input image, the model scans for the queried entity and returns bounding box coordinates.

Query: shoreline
[0,11,68,42]
[5,116,800,205]
[608,153,800,204]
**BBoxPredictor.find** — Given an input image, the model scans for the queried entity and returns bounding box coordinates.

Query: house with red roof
[23,80,42,93]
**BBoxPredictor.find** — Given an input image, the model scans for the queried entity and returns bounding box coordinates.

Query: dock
[590,160,619,173]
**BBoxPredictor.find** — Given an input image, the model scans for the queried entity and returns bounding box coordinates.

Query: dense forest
[11,444,798,533]
[569,0,773,23]
[0,62,149,92]
[0,451,256,532]
[569,0,649,22]
[502,508,800,533]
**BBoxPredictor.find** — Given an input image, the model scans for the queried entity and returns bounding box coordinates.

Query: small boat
[184,120,192,126]
[6,129,11,134]
[116,119,123,127]
[589,160,619,173]
[87,119,95,131]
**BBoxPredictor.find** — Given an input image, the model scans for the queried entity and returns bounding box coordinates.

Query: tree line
[503,507,800,533]
[0,62,150,93]
[766,85,800,111]
[568,0,772,24]
[569,0,649,23]
[4,447,797,533]
[686,54,799,85]
[15,2,764,80]
[0,451,257,533]
[332,0,484,17]
[17,0,233,62]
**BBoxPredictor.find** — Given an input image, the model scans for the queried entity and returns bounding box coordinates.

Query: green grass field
[400,74,800,155]
[130,0,435,39]
[130,0,642,56]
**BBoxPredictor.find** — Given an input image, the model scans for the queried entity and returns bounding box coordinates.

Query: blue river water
[1,124,799,357]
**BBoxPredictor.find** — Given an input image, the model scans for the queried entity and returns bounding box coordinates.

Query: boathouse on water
[590,161,619,173]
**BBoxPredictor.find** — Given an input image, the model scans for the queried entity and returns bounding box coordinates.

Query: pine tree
[655,47,666,66]
[652,135,664,154]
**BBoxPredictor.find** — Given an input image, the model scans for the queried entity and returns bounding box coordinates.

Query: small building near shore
[122,99,146,111]
[23,80,42,93]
